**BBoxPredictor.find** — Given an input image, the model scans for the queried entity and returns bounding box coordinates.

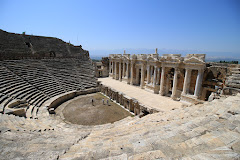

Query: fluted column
[147,65,150,84]
[140,64,145,89]
[119,62,122,81]
[160,67,165,96]
[114,61,117,79]
[182,68,192,95]
[194,68,204,97]
[153,66,157,87]
[130,62,134,85]
[171,68,179,99]
[157,68,160,85]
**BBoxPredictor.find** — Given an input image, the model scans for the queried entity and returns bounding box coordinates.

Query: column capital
[197,68,204,73]
[174,67,180,73]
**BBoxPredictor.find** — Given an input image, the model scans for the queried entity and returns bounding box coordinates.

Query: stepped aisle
[226,67,240,89]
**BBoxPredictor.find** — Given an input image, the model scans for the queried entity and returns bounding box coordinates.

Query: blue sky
[0,0,240,59]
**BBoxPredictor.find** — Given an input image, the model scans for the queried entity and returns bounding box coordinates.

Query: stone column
[126,62,130,84]
[114,61,117,79]
[182,68,192,95]
[140,64,145,89]
[136,66,140,85]
[112,61,114,79]
[109,60,111,74]
[130,62,134,85]
[153,66,157,87]
[157,68,160,85]
[171,68,179,99]
[194,68,204,97]
[119,62,122,81]
[123,62,125,77]
[160,67,165,96]
[147,65,150,84]
[111,61,113,73]
[150,66,153,84]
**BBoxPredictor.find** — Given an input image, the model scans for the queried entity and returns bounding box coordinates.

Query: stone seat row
[3,62,68,98]
[0,113,55,132]
[59,94,240,159]
[0,67,49,115]
[1,58,97,117]
[0,92,239,159]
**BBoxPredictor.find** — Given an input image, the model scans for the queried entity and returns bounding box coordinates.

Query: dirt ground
[62,93,132,125]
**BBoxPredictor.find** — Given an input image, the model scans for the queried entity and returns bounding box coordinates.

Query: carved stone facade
[109,49,206,103]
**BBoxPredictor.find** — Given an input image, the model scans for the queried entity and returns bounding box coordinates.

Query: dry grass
[62,93,132,125]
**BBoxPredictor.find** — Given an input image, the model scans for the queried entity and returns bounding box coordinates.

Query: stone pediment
[184,57,205,64]
[122,56,129,61]
[147,56,155,61]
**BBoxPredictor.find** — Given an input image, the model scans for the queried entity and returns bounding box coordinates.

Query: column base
[171,95,177,100]
[180,94,202,104]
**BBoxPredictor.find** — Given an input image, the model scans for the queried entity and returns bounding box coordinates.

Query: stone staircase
[226,67,240,89]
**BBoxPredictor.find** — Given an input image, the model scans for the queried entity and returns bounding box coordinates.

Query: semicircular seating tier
[0,58,97,118]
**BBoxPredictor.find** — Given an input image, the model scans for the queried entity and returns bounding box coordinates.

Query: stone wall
[94,57,109,77]
[44,88,99,110]
[99,84,158,117]
[0,29,89,60]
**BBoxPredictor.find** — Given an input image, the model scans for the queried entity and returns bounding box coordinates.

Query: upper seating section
[1,58,97,95]
[2,60,66,98]
[0,30,32,60]
[42,59,85,91]
[0,29,89,60]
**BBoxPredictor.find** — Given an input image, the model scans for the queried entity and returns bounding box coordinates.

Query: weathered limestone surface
[0,90,240,160]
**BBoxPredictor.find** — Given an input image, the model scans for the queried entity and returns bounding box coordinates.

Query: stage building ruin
[109,49,206,103]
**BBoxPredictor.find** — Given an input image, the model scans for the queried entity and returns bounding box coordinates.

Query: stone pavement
[98,77,183,112]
